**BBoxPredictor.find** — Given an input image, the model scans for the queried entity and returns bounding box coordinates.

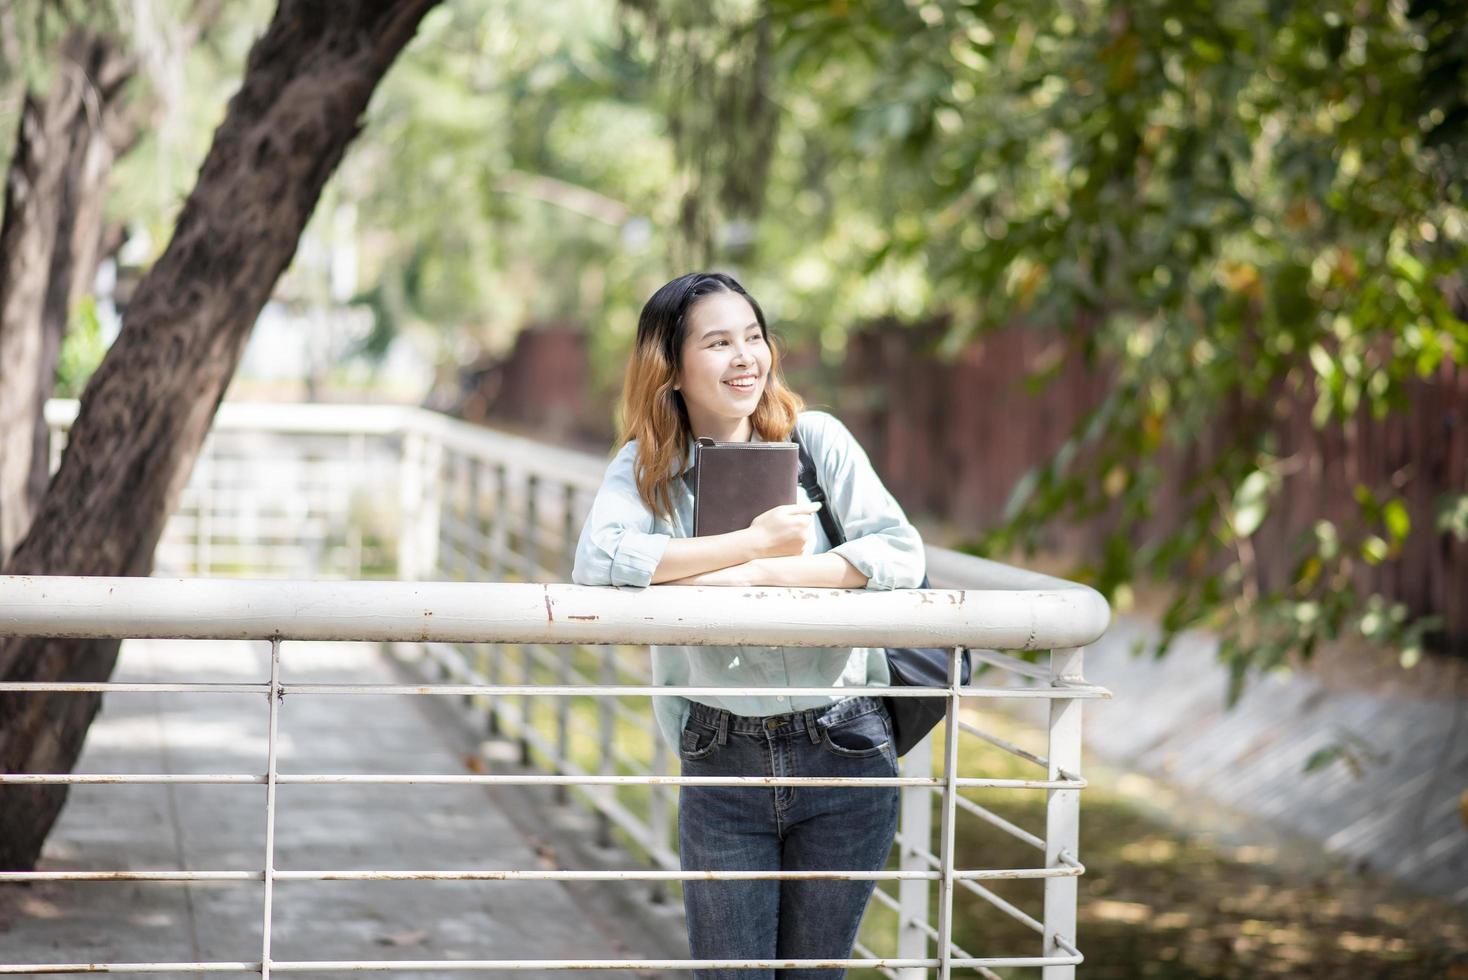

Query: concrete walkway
[0,638,683,978]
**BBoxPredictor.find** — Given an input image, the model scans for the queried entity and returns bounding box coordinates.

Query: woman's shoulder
[795,409,856,448]
[592,439,640,482]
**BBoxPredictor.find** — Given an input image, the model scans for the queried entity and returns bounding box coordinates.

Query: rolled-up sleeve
[572,443,671,588]
[804,412,926,591]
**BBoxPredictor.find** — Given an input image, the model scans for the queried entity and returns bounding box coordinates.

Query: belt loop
[716,710,729,746]
[804,708,821,743]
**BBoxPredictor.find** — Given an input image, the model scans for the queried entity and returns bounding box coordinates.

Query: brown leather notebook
[688,437,799,536]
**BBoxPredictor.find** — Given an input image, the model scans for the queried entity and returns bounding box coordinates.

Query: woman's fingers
[749,502,822,557]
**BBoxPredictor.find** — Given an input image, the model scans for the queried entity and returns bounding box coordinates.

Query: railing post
[397,429,423,581]
[554,484,577,805]
[1044,646,1084,980]
[525,472,539,579]
[417,435,444,580]
[485,462,508,737]
[596,645,616,849]
[452,452,475,710]
[648,734,670,905]
[194,445,212,577]
[468,459,489,720]
[347,432,366,577]
[260,637,283,980]
[895,735,933,979]
[520,473,539,767]
[934,647,963,980]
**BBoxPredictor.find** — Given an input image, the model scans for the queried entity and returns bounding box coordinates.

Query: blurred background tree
[620,0,1468,689]
[22,0,1467,685]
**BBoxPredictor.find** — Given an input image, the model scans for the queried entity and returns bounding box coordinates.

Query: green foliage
[715,0,1467,680]
[323,0,677,392]
[1303,727,1389,779]
[58,0,1464,689]
[54,296,106,397]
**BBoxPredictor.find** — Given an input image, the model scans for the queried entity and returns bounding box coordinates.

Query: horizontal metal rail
[0,575,1111,650]
[0,678,1110,700]
[0,868,1073,883]
[0,772,1087,789]
[4,954,1085,974]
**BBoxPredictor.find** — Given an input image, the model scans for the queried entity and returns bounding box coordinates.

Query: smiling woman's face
[676,290,771,439]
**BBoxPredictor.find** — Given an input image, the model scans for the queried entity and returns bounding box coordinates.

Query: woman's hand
[747,502,822,558]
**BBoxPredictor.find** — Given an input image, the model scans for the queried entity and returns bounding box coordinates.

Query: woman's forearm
[750,554,869,588]
[763,554,863,586]
[667,553,868,589]
[650,530,761,584]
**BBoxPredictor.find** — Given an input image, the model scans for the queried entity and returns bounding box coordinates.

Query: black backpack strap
[791,427,846,547]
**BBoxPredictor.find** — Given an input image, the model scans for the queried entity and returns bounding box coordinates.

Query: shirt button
[775,695,786,702]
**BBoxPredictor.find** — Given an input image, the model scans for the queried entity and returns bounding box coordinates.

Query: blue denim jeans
[677,695,901,980]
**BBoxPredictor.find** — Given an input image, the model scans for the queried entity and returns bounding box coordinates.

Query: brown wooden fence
[471,320,1466,654]
[829,320,1467,655]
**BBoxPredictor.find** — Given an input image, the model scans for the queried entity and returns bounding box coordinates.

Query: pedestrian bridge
[0,402,1112,977]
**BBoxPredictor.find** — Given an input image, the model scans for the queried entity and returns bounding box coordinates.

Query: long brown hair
[620,272,804,519]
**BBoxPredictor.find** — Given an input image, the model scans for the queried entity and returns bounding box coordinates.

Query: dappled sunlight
[85,713,268,759]
[16,896,63,920]
[1227,844,1278,864]
[117,638,269,681]
[127,911,176,928]
[1090,899,1155,924]
[1336,932,1411,955]
[1118,836,1180,864]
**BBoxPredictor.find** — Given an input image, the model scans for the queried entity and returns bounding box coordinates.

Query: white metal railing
[5,401,1114,977]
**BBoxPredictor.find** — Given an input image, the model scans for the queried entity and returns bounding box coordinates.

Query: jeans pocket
[818,708,892,759]
[679,718,721,762]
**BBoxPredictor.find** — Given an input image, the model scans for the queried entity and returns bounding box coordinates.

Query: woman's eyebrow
[698,322,762,340]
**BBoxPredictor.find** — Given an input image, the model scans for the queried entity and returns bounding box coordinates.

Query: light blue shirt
[571,410,927,750]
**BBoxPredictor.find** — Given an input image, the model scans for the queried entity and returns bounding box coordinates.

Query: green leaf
[1232,470,1272,537]
[1435,494,1468,541]
[1383,499,1411,542]
[1304,746,1341,773]
[1002,468,1041,522]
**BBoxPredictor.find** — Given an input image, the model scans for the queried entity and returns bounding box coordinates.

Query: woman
[572,271,926,979]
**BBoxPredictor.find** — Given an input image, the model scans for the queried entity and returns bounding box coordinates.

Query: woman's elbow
[572,552,613,587]
[897,561,926,590]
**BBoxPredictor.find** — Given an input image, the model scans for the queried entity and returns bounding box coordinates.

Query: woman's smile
[722,373,760,393]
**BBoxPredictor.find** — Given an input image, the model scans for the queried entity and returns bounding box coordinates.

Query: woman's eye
[711,340,728,348]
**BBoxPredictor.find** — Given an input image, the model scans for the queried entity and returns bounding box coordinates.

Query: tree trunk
[0,29,137,563]
[0,0,442,871]
[0,44,88,561]
[28,34,139,515]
